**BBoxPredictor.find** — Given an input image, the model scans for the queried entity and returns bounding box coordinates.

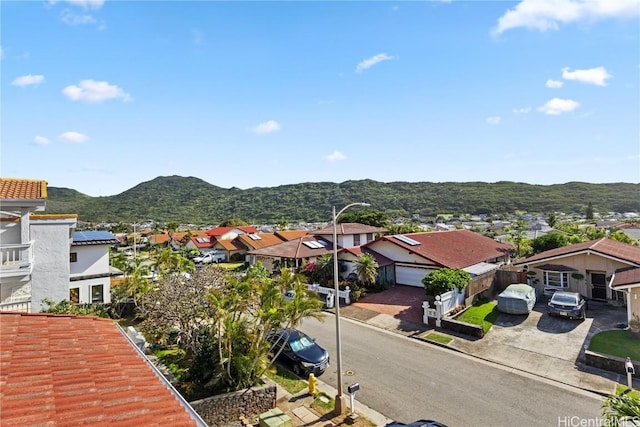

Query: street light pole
[332,202,370,415]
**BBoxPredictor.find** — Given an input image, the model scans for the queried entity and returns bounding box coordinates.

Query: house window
[353,234,361,246]
[70,252,78,263]
[366,233,373,242]
[70,288,80,304]
[91,285,104,303]
[543,271,569,288]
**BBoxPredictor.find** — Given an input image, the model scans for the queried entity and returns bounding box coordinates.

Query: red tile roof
[190,235,213,248]
[249,236,334,259]
[236,233,286,250]
[371,229,513,269]
[514,238,640,266]
[611,267,640,288]
[342,246,395,267]
[0,178,47,200]
[0,313,200,427]
[274,230,309,241]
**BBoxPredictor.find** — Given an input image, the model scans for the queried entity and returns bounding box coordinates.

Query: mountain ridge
[44,175,640,224]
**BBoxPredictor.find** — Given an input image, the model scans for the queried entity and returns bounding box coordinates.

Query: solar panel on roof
[249,234,262,240]
[72,231,118,242]
[303,240,324,249]
[394,234,421,246]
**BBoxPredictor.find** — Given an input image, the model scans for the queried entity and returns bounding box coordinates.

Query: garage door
[396,265,429,287]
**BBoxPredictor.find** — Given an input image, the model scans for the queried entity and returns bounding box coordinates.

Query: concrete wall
[30,220,74,312]
[189,383,276,426]
[69,277,111,304]
[0,219,21,244]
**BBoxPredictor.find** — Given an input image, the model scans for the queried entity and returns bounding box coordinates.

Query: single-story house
[361,229,514,287]
[514,238,640,302]
[247,235,335,271]
[609,267,640,326]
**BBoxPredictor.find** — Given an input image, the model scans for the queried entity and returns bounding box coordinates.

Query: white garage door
[395,265,429,287]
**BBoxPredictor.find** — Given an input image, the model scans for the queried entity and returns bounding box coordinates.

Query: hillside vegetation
[44,175,640,224]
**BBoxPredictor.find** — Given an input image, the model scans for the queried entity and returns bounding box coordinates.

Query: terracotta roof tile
[236,233,286,250]
[0,178,47,199]
[310,222,387,236]
[370,229,513,269]
[207,225,257,237]
[0,313,200,427]
[274,230,309,241]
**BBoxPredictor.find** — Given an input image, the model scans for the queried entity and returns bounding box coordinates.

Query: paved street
[298,314,604,426]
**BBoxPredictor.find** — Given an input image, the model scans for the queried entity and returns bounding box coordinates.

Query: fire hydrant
[308,373,317,395]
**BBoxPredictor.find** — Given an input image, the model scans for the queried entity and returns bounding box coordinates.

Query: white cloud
[11,74,45,87]
[513,107,532,114]
[324,151,346,162]
[61,11,96,26]
[58,131,88,143]
[49,0,104,9]
[33,136,50,145]
[486,116,502,125]
[537,98,580,115]
[62,79,132,103]
[493,0,640,35]
[356,53,395,73]
[546,79,564,88]
[562,66,612,86]
[251,120,281,134]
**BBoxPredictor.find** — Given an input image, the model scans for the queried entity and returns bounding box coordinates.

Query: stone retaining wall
[585,350,638,376]
[189,383,276,426]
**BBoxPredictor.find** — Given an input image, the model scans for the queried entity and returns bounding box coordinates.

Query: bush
[422,268,471,297]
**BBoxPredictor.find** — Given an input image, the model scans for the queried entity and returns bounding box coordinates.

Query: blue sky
[2,0,639,197]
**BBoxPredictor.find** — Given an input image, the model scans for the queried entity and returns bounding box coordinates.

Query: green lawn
[264,364,308,395]
[421,332,453,345]
[588,330,640,360]
[456,301,501,334]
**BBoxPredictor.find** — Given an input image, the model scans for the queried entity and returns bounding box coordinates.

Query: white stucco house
[1,178,117,312]
[70,231,120,304]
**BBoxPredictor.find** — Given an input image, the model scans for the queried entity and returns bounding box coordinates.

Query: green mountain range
[44,175,640,224]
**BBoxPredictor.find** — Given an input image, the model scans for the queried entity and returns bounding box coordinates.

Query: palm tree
[354,253,379,287]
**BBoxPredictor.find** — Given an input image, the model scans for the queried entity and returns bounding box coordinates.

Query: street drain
[345,370,355,376]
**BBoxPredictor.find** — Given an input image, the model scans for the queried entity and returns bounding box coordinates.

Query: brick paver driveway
[352,285,425,323]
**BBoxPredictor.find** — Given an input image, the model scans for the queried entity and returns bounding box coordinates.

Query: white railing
[0,301,31,312]
[306,283,351,305]
[0,242,33,270]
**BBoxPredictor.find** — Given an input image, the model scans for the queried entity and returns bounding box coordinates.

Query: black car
[385,420,448,427]
[547,291,587,320]
[266,328,329,376]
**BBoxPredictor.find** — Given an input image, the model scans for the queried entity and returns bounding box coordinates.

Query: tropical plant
[422,268,471,297]
[531,232,568,254]
[41,298,110,318]
[601,389,640,424]
[354,253,379,287]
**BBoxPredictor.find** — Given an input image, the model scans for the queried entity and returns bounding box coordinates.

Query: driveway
[351,285,425,324]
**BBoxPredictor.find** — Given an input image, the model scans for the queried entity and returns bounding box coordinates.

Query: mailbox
[347,383,360,394]
[626,357,635,375]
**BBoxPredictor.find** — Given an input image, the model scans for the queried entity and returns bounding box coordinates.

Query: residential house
[0,178,77,312]
[70,230,120,305]
[211,237,245,261]
[339,246,395,286]
[247,235,335,271]
[513,238,640,302]
[609,267,640,327]
[207,225,258,241]
[309,222,387,248]
[0,312,206,426]
[149,230,208,251]
[184,234,214,252]
[274,230,309,241]
[362,229,514,287]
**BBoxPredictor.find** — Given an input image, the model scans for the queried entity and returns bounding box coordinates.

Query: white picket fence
[438,289,466,314]
[305,283,351,305]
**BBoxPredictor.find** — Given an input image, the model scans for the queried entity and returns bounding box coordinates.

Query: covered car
[497,284,536,314]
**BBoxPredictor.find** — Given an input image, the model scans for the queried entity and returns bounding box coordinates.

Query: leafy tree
[110,251,152,307]
[354,253,379,287]
[305,254,333,284]
[220,218,248,227]
[601,390,640,424]
[338,210,390,228]
[387,223,427,234]
[586,202,594,220]
[153,248,195,278]
[507,220,529,258]
[610,231,634,244]
[546,212,558,228]
[531,233,568,254]
[421,268,471,297]
[111,222,130,234]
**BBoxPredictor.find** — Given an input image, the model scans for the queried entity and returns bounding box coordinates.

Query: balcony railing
[0,242,33,277]
[0,300,31,313]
